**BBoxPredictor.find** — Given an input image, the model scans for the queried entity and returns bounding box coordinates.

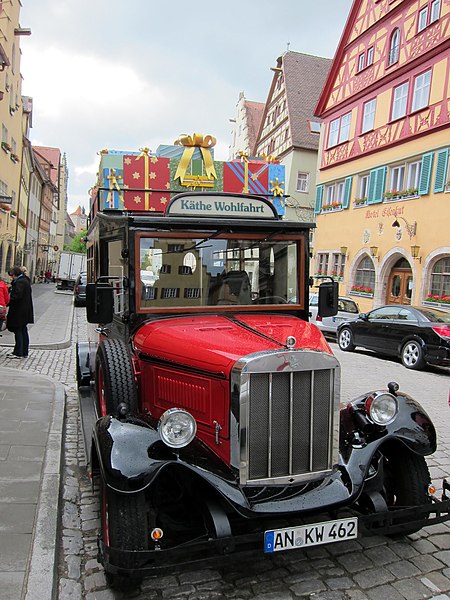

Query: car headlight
[365,392,398,425]
[158,408,197,448]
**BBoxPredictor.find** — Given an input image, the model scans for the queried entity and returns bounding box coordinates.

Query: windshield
[138,234,301,310]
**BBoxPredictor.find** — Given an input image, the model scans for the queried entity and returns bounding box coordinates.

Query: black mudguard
[76,342,91,387]
[92,389,437,517]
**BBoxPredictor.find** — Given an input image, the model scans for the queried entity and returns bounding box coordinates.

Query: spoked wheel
[95,339,138,417]
[338,327,355,351]
[401,339,425,370]
[100,484,148,591]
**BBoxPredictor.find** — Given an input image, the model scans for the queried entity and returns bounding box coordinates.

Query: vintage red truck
[77,190,450,591]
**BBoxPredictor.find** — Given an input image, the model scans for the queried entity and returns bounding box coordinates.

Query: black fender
[92,388,437,517]
[76,342,91,387]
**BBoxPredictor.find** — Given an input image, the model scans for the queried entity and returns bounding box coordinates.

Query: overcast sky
[19,1,353,214]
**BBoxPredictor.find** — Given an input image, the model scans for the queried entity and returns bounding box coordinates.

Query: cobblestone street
[1,294,449,600]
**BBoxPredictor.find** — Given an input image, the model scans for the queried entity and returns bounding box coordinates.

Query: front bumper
[99,482,450,578]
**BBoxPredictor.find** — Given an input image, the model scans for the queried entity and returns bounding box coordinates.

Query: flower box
[353,197,367,207]
[10,153,19,163]
[425,294,450,305]
[351,285,374,298]
[383,189,418,201]
[1,141,11,153]
[321,202,342,212]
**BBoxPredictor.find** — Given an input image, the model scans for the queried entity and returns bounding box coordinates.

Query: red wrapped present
[123,149,171,212]
[223,156,269,195]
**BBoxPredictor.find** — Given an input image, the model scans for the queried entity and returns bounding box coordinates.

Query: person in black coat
[6,265,34,359]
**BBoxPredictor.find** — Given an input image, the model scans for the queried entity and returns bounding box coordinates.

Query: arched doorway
[386,257,413,304]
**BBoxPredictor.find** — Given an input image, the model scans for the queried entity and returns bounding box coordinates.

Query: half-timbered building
[314,0,450,312]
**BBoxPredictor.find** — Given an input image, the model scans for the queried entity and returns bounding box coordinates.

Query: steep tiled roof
[245,100,265,155]
[283,52,332,150]
[33,146,61,185]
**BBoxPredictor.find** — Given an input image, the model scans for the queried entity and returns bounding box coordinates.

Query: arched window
[388,29,400,65]
[5,245,12,274]
[429,257,450,300]
[354,255,375,292]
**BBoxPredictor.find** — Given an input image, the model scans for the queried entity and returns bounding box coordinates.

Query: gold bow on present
[238,150,250,193]
[174,133,217,183]
[259,152,278,163]
[106,169,123,208]
[270,177,285,197]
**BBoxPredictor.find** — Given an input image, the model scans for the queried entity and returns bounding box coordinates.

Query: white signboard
[167,194,278,219]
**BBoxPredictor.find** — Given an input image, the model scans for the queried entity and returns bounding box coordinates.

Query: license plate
[264,516,357,553]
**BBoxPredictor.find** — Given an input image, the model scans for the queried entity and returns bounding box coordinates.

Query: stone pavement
[0,286,72,600]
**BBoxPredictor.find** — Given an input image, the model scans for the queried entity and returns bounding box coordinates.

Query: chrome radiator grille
[233,350,340,486]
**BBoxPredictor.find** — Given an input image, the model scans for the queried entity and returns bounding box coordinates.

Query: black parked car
[337,304,450,370]
[73,272,87,307]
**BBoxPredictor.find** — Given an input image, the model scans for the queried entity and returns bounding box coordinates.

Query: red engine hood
[133,315,332,377]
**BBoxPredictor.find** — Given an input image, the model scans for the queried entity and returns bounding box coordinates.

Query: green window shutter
[314,185,324,214]
[368,166,386,204]
[418,152,434,195]
[342,176,352,209]
[433,149,449,193]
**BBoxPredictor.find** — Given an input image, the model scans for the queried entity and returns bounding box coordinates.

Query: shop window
[429,257,450,300]
[353,256,375,294]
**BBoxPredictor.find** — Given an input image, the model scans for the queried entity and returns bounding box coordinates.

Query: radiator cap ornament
[286,336,296,348]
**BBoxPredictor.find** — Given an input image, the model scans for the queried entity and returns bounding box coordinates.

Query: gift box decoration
[122,149,171,212]
[170,159,224,193]
[101,167,124,209]
[156,144,214,162]
[223,158,270,196]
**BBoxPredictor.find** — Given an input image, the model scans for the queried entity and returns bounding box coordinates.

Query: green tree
[66,229,87,253]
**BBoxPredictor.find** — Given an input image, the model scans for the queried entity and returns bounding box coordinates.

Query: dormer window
[388,28,400,65]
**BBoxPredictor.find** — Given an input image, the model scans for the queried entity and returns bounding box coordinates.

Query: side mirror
[318,280,338,318]
[86,283,114,324]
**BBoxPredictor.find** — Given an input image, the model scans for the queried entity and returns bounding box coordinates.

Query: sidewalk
[0,286,73,600]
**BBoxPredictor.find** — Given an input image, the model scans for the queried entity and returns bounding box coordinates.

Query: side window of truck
[106,239,126,316]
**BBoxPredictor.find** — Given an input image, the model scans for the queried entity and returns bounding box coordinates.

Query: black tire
[383,448,431,535]
[101,485,148,591]
[401,339,425,370]
[95,339,138,417]
[338,327,355,351]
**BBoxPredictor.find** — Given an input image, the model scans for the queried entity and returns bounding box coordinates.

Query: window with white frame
[325,185,335,205]
[327,112,352,147]
[430,0,441,22]
[362,98,376,133]
[358,53,365,72]
[430,257,450,298]
[388,28,400,65]
[339,113,351,143]
[418,6,428,31]
[407,161,421,190]
[367,46,374,66]
[1,124,7,143]
[332,253,346,278]
[359,174,369,199]
[392,82,409,120]
[412,69,431,112]
[335,181,345,204]
[390,165,405,192]
[354,256,375,290]
[296,172,309,193]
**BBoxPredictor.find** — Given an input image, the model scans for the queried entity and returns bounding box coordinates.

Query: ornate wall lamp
[410,244,422,263]
[340,246,348,257]
[370,246,379,260]
[392,217,417,239]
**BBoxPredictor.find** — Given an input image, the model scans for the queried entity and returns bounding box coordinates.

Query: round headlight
[158,408,197,448]
[366,392,398,425]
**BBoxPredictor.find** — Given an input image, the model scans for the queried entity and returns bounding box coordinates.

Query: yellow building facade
[314,0,450,313]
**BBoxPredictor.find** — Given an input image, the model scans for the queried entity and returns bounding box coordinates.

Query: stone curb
[22,374,66,600]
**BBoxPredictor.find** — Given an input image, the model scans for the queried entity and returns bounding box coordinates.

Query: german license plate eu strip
[264,516,358,553]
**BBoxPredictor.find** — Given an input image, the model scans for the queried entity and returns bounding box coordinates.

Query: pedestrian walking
[6,265,34,359]
[0,276,9,334]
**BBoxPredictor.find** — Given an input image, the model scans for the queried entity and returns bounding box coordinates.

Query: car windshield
[138,233,300,310]
[415,306,450,323]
